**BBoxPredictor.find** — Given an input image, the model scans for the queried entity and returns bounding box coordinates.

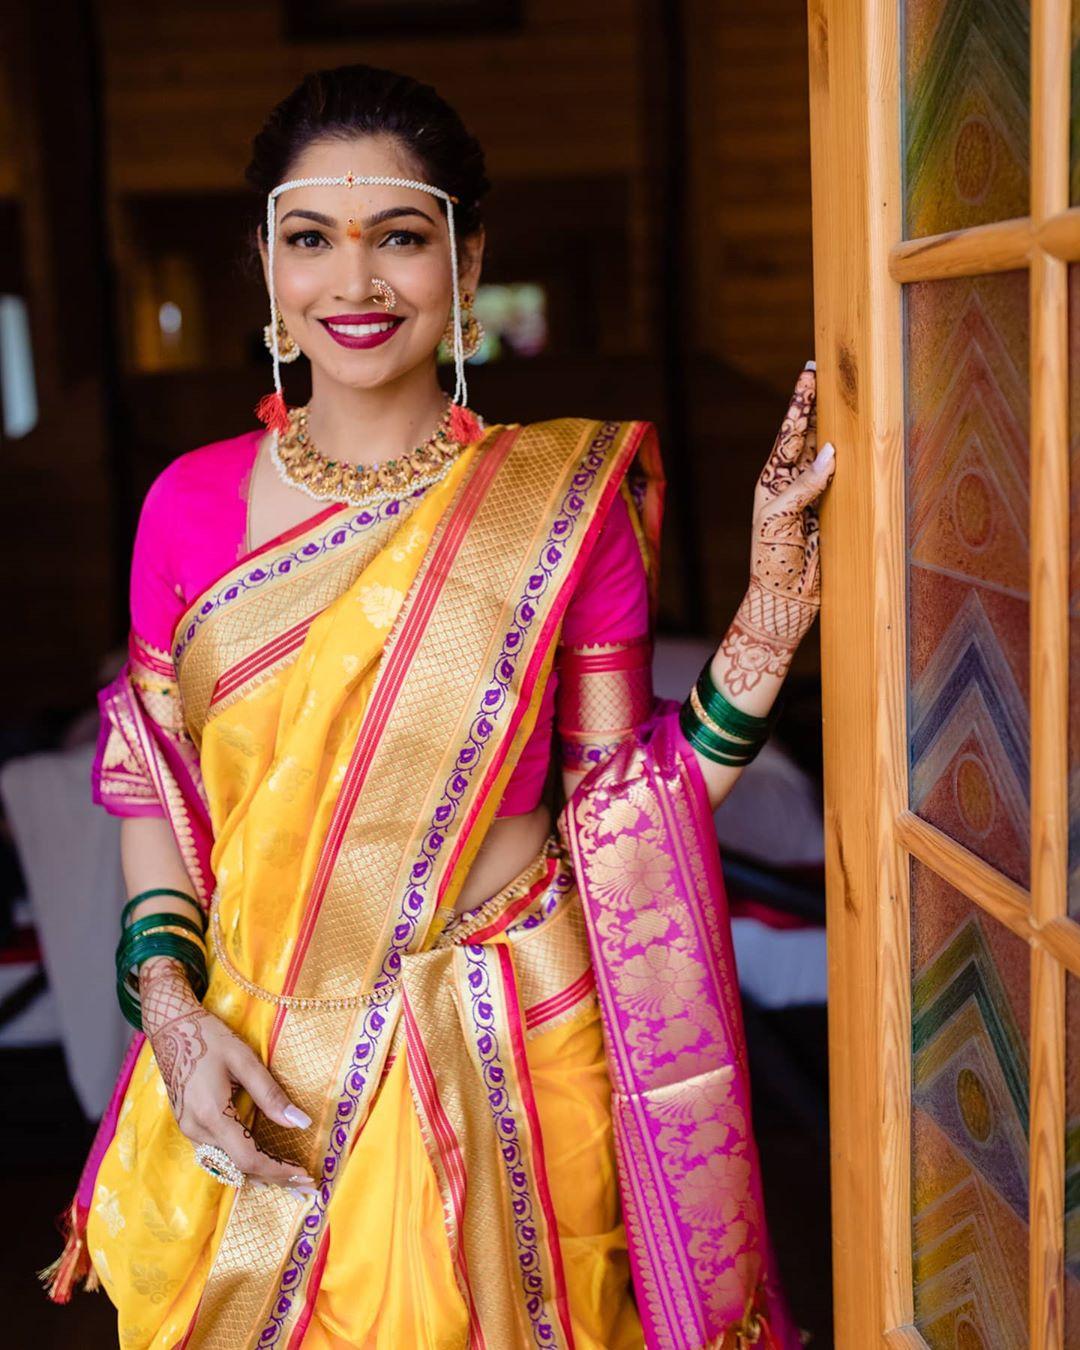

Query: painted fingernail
[250,1180,269,1192]
[287,1172,314,1185]
[289,1184,317,1198]
[283,1105,312,1129]
[813,442,835,469]
[804,359,816,371]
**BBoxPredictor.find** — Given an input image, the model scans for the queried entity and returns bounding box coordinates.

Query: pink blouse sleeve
[91,466,192,818]
[555,487,654,773]
[129,466,187,657]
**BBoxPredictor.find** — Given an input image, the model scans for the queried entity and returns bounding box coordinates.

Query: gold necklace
[270,398,475,506]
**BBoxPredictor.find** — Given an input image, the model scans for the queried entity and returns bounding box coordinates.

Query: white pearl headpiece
[265,173,469,409]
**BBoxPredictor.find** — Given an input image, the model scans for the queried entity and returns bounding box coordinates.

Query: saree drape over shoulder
[59,419,799,1349]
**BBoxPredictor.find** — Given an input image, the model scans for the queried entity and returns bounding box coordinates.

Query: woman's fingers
[207,1100,316,1191]
[758,363,817,498]
[226,1037,312,1132]
[774,441,835,515]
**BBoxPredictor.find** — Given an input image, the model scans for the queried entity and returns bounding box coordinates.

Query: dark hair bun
[247,64,489,238]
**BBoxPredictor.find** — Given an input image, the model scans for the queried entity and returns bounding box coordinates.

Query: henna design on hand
[757,367,816,498]
[142,960,210,1121]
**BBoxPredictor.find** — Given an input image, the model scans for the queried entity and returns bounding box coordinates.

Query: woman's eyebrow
[279,206,437,229]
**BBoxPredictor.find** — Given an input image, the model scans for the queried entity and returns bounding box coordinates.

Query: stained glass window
[905,272,1030,887]
[1067,976,1080,1339]
[911,859,1030,1347]
[904,0,1031,238]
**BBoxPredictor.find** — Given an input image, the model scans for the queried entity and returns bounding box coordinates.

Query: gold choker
[270,399,476,506]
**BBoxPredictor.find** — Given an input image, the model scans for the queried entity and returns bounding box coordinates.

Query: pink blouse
[128,430,651,817]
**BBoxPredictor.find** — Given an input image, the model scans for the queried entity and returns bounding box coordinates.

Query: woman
[45,65,834,1350]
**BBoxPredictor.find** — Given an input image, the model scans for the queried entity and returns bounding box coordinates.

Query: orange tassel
[38,1199,94,1303]
[255,391,290,435]
[449,402,482,445]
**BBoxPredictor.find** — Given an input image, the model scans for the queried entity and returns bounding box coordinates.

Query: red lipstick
[319,313,405,350]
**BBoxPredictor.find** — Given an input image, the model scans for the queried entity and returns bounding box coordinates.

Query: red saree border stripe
[268,430,517,1052]
[209,611,318,706]
[285,1222,331,1350]
[129,632,175,677]
[524,966,595,1031]
[557,638,652,676]
[438,420,652,901]
[236,499,349,570]
[401,992,488,1350]
[494,943,576,1350]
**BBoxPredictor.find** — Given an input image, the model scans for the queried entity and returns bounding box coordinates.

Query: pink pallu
[563,708,801,1350]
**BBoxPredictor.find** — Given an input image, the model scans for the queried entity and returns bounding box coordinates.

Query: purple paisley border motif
[255,422,622,1345]
[172,495,415,666]
[461,942,558,1347]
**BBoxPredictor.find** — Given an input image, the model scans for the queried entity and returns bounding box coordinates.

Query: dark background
[0,0,831,1343]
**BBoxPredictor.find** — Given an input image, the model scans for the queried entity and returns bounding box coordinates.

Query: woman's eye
[285,230,326,249]
[382,230,426,248]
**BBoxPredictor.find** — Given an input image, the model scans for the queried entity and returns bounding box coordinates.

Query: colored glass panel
[1067,976,1080,1340]
[911,859,1030,1347]
[904,0,1030,238]
[1071,4,1080,203]
[906,273,1030,887]
[1068,267,1080,915]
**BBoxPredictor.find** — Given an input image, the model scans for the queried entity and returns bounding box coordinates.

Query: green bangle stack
[678,661,781,767]
[115,887,208,1030]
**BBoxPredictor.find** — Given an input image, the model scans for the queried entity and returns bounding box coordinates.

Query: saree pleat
[68,417,797,1350]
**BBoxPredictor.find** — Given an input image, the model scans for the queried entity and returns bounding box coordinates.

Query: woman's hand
[140,957,316,1194]
[720,363,835,694]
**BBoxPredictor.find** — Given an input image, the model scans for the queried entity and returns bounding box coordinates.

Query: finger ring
[193,1142,246,1188]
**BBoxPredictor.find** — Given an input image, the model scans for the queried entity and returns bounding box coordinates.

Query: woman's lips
[318,314,405,350]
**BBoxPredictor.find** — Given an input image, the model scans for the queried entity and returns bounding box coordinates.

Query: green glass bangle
[116,929,207,983]
[120,911,206,947]
[117,980,143,1030]
[115,933,208,1032]
[122,889,203,931]
[116,933,208,994]
[679,700,761,766]
[696,663,778,738]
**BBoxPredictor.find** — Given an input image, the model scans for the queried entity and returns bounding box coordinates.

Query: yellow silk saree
[53,418,797,1349]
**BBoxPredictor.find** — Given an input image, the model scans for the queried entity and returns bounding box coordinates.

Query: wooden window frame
[807,0,1072,1344]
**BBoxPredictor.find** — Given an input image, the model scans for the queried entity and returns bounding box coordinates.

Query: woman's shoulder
[141,428,261,519]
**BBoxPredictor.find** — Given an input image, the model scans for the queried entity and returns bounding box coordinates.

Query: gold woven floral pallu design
[176,418,652,1347]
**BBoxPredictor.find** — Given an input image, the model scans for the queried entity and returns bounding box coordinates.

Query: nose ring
[370,277,397,313]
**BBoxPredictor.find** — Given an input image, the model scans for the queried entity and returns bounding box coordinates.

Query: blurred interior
[0,0,831,1342]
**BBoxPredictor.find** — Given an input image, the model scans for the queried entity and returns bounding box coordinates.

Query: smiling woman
[43,62,828,1350]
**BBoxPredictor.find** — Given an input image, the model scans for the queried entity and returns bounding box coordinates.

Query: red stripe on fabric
[495,943,576,1348]
[210,613,317,705]
[557,635,652,676]
[236,500,348,568]
[129,634,175,676]
[402,992,487,1349]
[439,421,647,900]
[286,1221,331,1350]
[524,967,596,1030]
[269,430,515,1054]
[463,858,557,945]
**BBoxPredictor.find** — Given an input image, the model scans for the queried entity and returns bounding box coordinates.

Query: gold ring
[193,1142,245,1188]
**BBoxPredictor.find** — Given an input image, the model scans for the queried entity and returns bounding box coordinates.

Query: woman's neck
[304,364,450,468]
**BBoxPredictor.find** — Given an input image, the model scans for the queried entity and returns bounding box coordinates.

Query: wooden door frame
[807,0,1073,1344]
